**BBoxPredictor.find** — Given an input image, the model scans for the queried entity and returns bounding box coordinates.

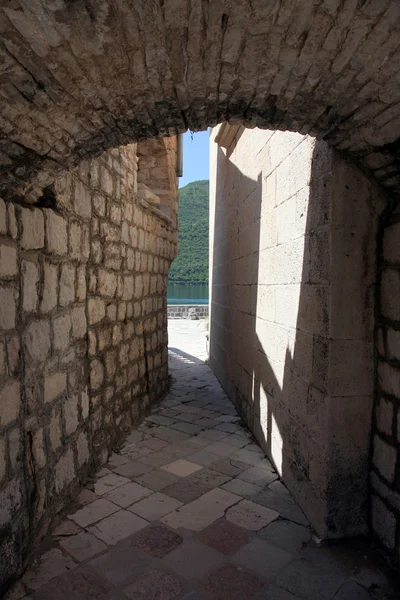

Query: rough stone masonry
[0,139,178,594]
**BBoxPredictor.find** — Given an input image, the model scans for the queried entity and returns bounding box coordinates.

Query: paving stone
[185,436,213,449]
[125,431,144,444]
[283,504,309,527]
[53,520,82,538]
[77,489,98,505]
[69,499,119,527]
[199,518,253,555]
[23,549,77,592]
[105,481,152,508]
[130,492,182,521]
[146,414,176,426]
[131,524,183,558]
[252,481,296,513]
[275,558,346,600]
[31,566,113,600]
[221,435,249,449]
[112,460,153,479]
[203,563,264,600]
[123,568,182,600]
[170,421,203,434]
[233,538,293,579]
[120,445,153,461]
[161,459,203,477]
[89,510,148,544]
[333,580,373,600]
[226,500,279,531]
[107,453,130,468]
[212,458,250,477]
[59,531,107,562]
[186,449,221,467]
[162,468,230,504]
[254,584,302,599]
[134,469,180,491]
[205,442,237,457]
[90,545,151,585]
[238,467,279,487]
[214,423,242,433]
[198,430,230,442]
[232,449,267,466]
[152,426,190,443]
[162,488,241,531]
[135,437,169,452]
[195,418,220,428]
[221,478,262,498]
[163,539,226,581]
[258,520,311,554]
[94,473,131,495]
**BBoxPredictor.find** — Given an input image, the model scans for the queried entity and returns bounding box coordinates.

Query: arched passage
[0,0,400,592]
[0,1,399,200]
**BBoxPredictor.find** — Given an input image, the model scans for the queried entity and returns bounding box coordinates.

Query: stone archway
[0,1,399,201]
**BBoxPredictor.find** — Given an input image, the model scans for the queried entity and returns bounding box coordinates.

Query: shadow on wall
[209,136,378,540]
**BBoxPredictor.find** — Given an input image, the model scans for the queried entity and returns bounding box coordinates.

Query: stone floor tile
[203,563,264,600]
[69,498,119,528]
[226,500,279,531]
[23,549,77,592]
[198,518,252,555]
[104,481,152,508]
[258,520,311,554]
[139,451,177,468]
[186,449,220,467]
[31,565,113,600]
[137,437,170,451]
[120,445,153,461]
[244,443,265,455]
[195,418,220,428]
[238,467,279,487]
[161,468,229,504]
[107,453,130,468]
[221,478,262,498]
[254,584,302,599]
[275,558,346,600]
[205,441,237,457]
[162,488,241,531]
[130,492,183,521]
[97,467,113,477]
[89,509,148,544]
[134,469,180,491]
[123,568,182,600]
[232,449,267,466]
[213,422,242,433]
[198,429,230,442]
[125,431,144,444]
[89,545,151,585]
[59,531,107,562]
[185,436,214,449]
[77,488,99,505]
[53,520,82,538]
[255,458,275,471]
[221,434,249,448]
[252,481,296,513]
[212,457,250,477]
[170,421,203,435]
[94,473,132,495]
[131,524,183,558]
[163,539,226,581]
[112,460,153,479]
[233,538,293,579]
[174,412,201,423]
[333,580,374,600]
[146,414,176,426]
[152,425,190,443]
[161,459,203,477]
[283,504,309,527]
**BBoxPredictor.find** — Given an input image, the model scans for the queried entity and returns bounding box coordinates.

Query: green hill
[169,180,209,284]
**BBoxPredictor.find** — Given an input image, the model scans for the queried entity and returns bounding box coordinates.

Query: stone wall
[209,126,386,540]
[371,199,400,569]
[0,141,178,593]
[167,305,209,319]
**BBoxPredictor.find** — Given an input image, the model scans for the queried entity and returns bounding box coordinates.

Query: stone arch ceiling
[0,0,400,201]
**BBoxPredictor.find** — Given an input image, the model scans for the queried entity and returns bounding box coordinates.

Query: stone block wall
[371,201,400,569]
[209,126,386,540]
[167,305,209,319]
[0,142,178,593]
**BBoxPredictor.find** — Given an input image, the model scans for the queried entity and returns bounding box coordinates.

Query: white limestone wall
[209,126,384,538]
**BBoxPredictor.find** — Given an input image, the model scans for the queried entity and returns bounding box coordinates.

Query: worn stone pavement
[7,321,398,600]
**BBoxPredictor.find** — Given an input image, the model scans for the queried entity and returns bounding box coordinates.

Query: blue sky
[179,130,210,188]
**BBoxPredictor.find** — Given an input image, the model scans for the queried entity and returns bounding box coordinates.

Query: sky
[179,130,210,188]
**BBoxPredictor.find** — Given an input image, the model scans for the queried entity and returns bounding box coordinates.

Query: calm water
[167,283,209,305]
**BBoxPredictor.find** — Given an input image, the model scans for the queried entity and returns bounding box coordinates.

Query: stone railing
[167,304,209,319]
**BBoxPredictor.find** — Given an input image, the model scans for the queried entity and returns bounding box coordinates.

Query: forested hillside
[169,180,209,283]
